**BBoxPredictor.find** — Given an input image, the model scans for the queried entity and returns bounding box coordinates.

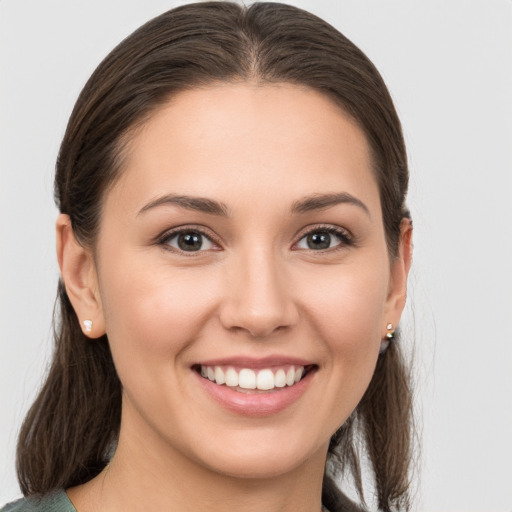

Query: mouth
[192,364,316,393]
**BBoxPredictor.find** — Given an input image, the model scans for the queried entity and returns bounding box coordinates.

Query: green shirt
[3,492,332,512]
[1,491,76,512]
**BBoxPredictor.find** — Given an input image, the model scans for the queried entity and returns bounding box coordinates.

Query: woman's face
[87,83,408,478]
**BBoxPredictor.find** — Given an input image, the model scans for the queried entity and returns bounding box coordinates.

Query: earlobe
[56,214,106,339]
[383,218,413,332]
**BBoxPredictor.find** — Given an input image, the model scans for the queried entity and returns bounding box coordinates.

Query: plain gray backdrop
[1,1,511,510]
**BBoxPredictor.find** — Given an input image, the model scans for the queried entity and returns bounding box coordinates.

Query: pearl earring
[83,320,93,333]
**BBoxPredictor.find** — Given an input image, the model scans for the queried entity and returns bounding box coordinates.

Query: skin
[57,83,412,512]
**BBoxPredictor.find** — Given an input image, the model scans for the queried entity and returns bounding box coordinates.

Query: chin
[203,453,311,480]
[186,429,328,480]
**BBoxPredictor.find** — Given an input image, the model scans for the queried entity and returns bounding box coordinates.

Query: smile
[193,359,317,416]
[198,365,308,391]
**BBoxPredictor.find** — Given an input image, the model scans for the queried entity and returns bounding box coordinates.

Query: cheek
[98,255,217,370]
[295,255,389,371]
[301,260,387,330]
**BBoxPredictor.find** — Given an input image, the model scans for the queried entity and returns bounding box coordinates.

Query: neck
[68,406,328,512]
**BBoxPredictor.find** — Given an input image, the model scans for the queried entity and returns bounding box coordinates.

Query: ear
[382,218,413,335]
[56,214,106,339]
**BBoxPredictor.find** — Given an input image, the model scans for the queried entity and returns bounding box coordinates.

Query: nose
[218,247,299,338]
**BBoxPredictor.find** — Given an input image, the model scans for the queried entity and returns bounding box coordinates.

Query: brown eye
[296,228,351,251]
[306,232,332,250]
[164,230,214,252]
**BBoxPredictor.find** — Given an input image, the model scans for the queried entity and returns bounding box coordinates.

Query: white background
[1,1,511,510]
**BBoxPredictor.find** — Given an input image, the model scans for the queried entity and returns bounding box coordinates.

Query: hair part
[17,3,413,511]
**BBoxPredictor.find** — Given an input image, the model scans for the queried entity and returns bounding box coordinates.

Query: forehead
[109,83,379,216]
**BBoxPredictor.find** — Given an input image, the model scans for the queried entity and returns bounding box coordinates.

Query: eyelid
[156,225,222,253]
[292,224,354,251]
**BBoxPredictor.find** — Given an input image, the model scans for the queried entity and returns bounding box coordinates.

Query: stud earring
[379,322,395,354]
[386,322,395,340]
[83,319,93,333]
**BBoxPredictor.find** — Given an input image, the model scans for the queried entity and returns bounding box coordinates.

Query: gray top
[1,491,76,512]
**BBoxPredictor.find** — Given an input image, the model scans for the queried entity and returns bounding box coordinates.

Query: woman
[4,2,413,511]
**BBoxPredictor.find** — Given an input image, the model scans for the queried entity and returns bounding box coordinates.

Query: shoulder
[1,491,76,512]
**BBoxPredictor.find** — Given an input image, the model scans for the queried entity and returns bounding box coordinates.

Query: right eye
[161,229,215,253]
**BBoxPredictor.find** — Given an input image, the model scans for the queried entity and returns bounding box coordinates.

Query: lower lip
[195,370,315,416]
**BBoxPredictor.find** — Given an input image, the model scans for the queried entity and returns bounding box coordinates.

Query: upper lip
[195,356,315,369]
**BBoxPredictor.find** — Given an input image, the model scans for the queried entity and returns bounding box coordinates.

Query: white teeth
[256,369,275,391]
[199,364,308,391]
[238,369,257,389]
[214,366,225,385]
[274,369,286,388]
[286,367,295,386]
[225,367,239,387]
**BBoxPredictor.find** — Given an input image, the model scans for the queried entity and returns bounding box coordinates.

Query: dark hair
[16,3,413,511]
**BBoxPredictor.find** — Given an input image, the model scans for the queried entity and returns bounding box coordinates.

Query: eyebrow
[138,191,370,218]
[291,192,371,217]
[138,194,230,217]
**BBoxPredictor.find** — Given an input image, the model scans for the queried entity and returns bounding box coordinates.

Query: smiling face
[72,83,407,480]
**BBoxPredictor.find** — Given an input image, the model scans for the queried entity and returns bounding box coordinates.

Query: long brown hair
[16,3,413,511]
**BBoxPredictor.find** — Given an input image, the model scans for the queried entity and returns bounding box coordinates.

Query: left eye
[296,230,347,250]
[164,230,215,252]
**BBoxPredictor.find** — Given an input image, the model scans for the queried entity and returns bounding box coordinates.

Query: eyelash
[157,224,354,255]
[157,226,220,255]
[294,225,353,253]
